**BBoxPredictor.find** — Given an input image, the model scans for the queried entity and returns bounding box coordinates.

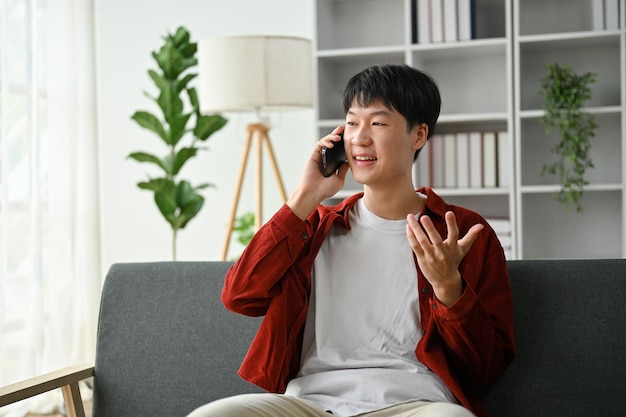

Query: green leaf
[128,152,170,173]
[156,83,184,130]
[155,189,177,218]
[194,114,228,140]
[180,43,197,59]
[175,180,195,207]
[175,180,205,229]
[176,73,197,94]
[148,69,168,92]
[233,212,256,246]
[137,177,172,192]
[131,111,168,142]
[169,112,192,146]
[153,42,195,80]
[172,26,190,48]
[194,182,215,190]
[173,147,198,175]
[188,87,200,112]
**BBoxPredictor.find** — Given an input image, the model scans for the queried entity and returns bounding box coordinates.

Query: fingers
[406,213,442,248]
[458,223,484,255]
[406,211,484,255]
[406,214,425,255]
[316,126,344,151]
[445,211,459,242]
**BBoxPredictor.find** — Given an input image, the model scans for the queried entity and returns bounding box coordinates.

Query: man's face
[344,99,425,188]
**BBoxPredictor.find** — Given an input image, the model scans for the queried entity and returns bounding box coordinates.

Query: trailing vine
[540,63,597,212]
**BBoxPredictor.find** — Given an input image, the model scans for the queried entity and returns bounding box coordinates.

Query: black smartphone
[320,133,347,177]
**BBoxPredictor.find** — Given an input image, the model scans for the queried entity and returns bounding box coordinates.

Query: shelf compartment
[521,190,623,259]
[518,0,620,36]
[412,40,509,115]
[412,0,507,43]
[316,0,405,50]
[436,112,509,134]
[519,113,622,186]
[436,193,510,219]
[518,34,621,111]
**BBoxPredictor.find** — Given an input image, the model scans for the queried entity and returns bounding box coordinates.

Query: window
[0,0,49,385]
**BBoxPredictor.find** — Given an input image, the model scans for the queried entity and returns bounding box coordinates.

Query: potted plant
[540,62,597,212]
[129,26,227,260]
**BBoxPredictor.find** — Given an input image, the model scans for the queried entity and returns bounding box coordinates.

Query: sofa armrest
[0,363,93,417]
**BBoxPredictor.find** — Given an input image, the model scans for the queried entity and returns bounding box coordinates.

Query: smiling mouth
[354,156,377,161]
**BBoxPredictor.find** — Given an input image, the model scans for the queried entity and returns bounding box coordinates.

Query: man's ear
[413,123,429,150]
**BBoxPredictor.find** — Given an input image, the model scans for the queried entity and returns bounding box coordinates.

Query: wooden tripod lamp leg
[219,122,289,260]
[220,127,254,261]
[254,127,263,231]
[262,130,288,203]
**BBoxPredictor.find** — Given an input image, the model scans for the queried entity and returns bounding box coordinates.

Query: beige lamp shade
[198,35,313,113]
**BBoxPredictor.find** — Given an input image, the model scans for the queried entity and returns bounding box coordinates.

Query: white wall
[95,0,316,271]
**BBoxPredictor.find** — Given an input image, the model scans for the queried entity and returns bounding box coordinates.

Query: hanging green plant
[539,63,597,212]
[129,26,227,260]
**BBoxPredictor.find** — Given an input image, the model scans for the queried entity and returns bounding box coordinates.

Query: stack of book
[413,0,476,44]
[486,218,512,259]
[415,130,509,189]
[592,0,620,30]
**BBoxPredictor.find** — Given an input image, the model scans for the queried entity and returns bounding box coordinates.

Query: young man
[188,64,515,417]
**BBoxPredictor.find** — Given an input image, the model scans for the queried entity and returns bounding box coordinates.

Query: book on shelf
[443,133,457,187]
[416,0,431,44]
[415,130,507,190]
[591,0,605,30]
[605,0,619,30]
[496,130,510,188]
[468,131,482,188]
[443,0,458,42]
[457,0,476,41]
[430,0,444,43]
[591,0,620,30]
[415,0,475,44]
[456,132,470,188]
[486,217,511,235]
[430,134,446,188]
[482,131,497,188]
[486,217,512,259]
[416,139,432,186]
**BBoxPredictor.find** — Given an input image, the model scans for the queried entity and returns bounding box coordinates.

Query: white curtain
[0,0,101,415]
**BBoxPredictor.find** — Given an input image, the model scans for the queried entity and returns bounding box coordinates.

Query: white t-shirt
[284,197,456,416]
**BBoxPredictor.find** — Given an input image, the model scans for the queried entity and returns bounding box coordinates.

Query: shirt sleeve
[222,204,314,317]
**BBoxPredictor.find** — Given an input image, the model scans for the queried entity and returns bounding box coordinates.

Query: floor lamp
[198,36,313,260]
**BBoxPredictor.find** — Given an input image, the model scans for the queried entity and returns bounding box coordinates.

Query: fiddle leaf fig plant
[540,63,597,212]
[129,26,227,260]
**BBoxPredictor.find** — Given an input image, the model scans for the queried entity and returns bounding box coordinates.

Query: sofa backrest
[482,259,626,417]
[93,259,626,417]
[92,262,262,417]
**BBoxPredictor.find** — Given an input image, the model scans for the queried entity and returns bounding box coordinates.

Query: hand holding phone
[320,133,347,177]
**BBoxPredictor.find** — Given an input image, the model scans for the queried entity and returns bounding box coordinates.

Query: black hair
[342,64,441,159]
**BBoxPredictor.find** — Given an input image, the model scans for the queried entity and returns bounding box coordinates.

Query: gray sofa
[1,259,625,417]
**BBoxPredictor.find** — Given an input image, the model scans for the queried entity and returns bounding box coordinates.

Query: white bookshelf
[313,0,625,259]
[513,0,625,259]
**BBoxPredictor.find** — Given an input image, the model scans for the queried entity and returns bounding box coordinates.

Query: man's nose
[351,128,372,146]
